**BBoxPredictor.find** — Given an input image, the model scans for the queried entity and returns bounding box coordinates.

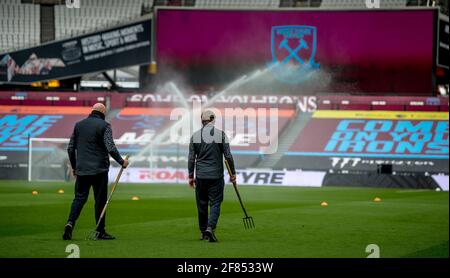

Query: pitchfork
[224,160,255,229]
[86,155,129,240]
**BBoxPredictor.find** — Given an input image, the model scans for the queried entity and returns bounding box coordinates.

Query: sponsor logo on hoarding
[330,157,436,169]
[116,132,156,146]
[269,26,320,84]
[138,169,188,181]
[109,168,325,187]
[238,171,285,185]
[61,41,82,64]
[115,131,265,148]
[115,114,166,130]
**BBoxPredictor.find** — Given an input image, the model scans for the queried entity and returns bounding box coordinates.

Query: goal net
[27,137,188,182]
[28,138,70,182]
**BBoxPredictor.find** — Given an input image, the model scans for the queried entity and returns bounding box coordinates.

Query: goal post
[27,137,132,182]
[28,137,70,182]
[27,137,188,182]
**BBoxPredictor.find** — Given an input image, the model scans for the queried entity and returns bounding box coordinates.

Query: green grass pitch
[0,180,448,258]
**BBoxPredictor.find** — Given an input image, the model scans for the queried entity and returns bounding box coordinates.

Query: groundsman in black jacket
[63,103,128,240]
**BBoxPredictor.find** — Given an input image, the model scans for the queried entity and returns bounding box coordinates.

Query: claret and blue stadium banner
[1,93,448,179]
[0,106,91,178]
[0,17,151,84]
[156,8,438,95]
[281,110,449,174]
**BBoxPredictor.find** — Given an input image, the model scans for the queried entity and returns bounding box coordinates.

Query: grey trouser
[195,178,225,231]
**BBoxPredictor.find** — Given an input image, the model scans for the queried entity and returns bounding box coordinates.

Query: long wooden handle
[224,160,235,185]
[109,154,129,195]
[224,160,249,217]
[224,159,231,172]
[95,155,129,229]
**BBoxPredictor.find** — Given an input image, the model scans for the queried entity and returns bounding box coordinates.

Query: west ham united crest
[269,26,320,84]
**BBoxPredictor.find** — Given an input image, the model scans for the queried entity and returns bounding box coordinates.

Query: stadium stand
[108,106,295,167]
[274,108,449,174]
[54,0,217,41]
[1,0,447,53]
[195,0,280,8]
[0,105,91,134]
[0,2,40,52]
[320,0,407,8]
[0,91,300,173]
[143,0,156,10]
[0,105,91,178]
[54,0,143,40]
[0,90,448,181]
[0,1,448,182]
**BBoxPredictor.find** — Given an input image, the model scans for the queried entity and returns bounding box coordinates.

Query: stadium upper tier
[1,0,444,54]
[0,2,40,52]
[320,0,407,8]
[195,0,280,8]
[54,0,143,40]
[276,109,449,174]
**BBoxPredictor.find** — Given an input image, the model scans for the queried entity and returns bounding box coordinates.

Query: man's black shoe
[62,223,73,240]
[204,227,218,243]
[96,232,116,240]
[200,232,209,241]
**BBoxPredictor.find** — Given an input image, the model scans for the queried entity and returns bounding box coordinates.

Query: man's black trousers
[195,178,225,231]
[67,172,108,232]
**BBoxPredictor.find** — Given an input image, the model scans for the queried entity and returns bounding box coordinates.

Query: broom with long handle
[86,155,129,240]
